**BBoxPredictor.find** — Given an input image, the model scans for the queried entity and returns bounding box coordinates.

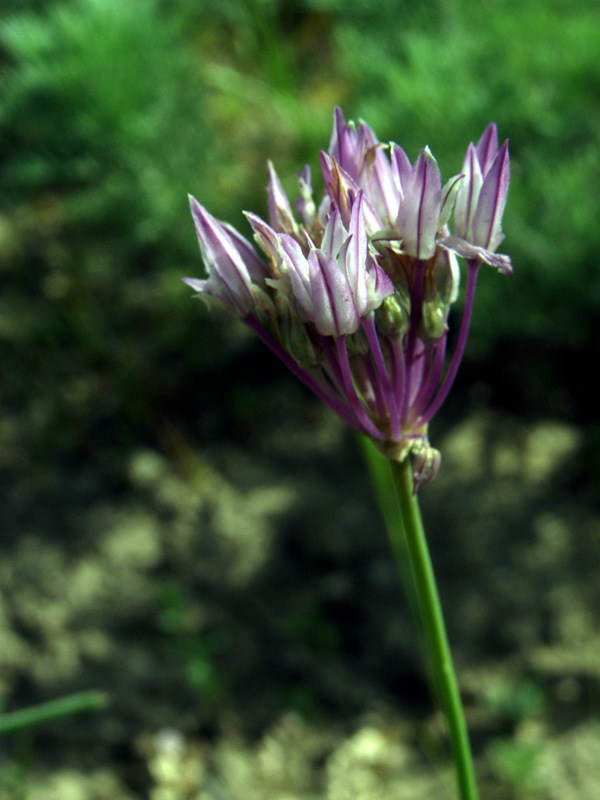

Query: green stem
[0,691,108,737]
[390,457,479,800]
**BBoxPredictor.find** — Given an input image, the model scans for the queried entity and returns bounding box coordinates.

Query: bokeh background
[1,0,599,797]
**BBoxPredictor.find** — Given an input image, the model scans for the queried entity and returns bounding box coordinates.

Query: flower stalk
[389,456,479,800]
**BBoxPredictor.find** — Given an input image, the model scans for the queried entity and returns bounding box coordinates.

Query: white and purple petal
[294,165,316,228]
[475,122,499,176]
[472,140,510,251]
[188,196,256,314]
[390,143,412,198]
[453,143,483,240]
[267,160,297,233]
[245,211,281,264]
[320,206,347,260]
[439,173,464,230]
[277,234,314,316]
[364,255,395,312]
[439,235,513,274]
[344,192,369,313]
[308,249,359,337]
[395,147,442,260]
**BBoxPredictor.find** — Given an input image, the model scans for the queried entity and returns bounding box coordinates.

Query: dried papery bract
[184,108,512,488]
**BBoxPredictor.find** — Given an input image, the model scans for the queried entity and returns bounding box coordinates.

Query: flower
[184,108,512,488]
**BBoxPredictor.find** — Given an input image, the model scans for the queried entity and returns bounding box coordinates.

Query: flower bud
[421,299,447,341]
[454,124,510,254]
[267,161,298,235]
[395,147,442,260]
[186,196,266,316]
[375,292,410,337]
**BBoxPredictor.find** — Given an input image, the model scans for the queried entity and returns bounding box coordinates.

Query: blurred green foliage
[156,580,225,707]
[0,0,598,471]
[488,738,542,794]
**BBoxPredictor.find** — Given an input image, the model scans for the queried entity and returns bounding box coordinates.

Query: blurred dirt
[1,400,598,799]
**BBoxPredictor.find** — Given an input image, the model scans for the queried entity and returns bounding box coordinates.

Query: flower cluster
[184,108,511,487]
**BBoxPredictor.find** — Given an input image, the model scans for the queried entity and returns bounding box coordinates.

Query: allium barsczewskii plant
[183,108,512,800]
[184,107,511,489]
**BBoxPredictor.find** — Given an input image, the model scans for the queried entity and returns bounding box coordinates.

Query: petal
[365,256,395,312]
[328,106,362,179]
[308,249,359,337]
[182,277,208,293]
[439,235,513,274]
[453,143,483,240]
[475,122,499,176]
[320,152,382,232]
[267,160,297,233]
[320,151,354,227]
[365,145,401,224]
[472,140,510,250]
[396,147,442,260]
[357,119,379,152]
[328,105,347,163]
[321,206,347,259]
[244,211,281,264]
[277,234,314,316]
[294,165,316,228]
[434,247,460,305]
[189,196,255,313]
[390,143,412,197]
[439,173,464,229]
[222,220,269,284]
[345,191,368,313]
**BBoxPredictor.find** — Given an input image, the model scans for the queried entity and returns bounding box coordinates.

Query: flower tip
[333,105,345,124]
[480,121,498,139]
[182,277,204,291]
[188,195,211,225]
[320,149,333,168]
[497,254,513,275]
[417,145,440,173]
[242,209,263,231]
[266,159,278,186]
[476,123,501,175]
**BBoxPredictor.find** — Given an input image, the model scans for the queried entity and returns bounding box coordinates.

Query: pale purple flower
[452,123,511,273]
[184,108,512,488]
[394,147,442,260]
[247,192,394,337]
[184,196,269,315]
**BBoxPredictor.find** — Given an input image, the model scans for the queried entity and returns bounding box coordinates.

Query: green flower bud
[421,299,448,341]
[375,292,410,337]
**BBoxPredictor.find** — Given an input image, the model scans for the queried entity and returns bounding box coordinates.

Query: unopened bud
[420,299,448,341]
[375,292,410,337]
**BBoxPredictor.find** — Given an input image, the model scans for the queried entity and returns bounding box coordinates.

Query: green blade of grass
[0,690,108,737]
